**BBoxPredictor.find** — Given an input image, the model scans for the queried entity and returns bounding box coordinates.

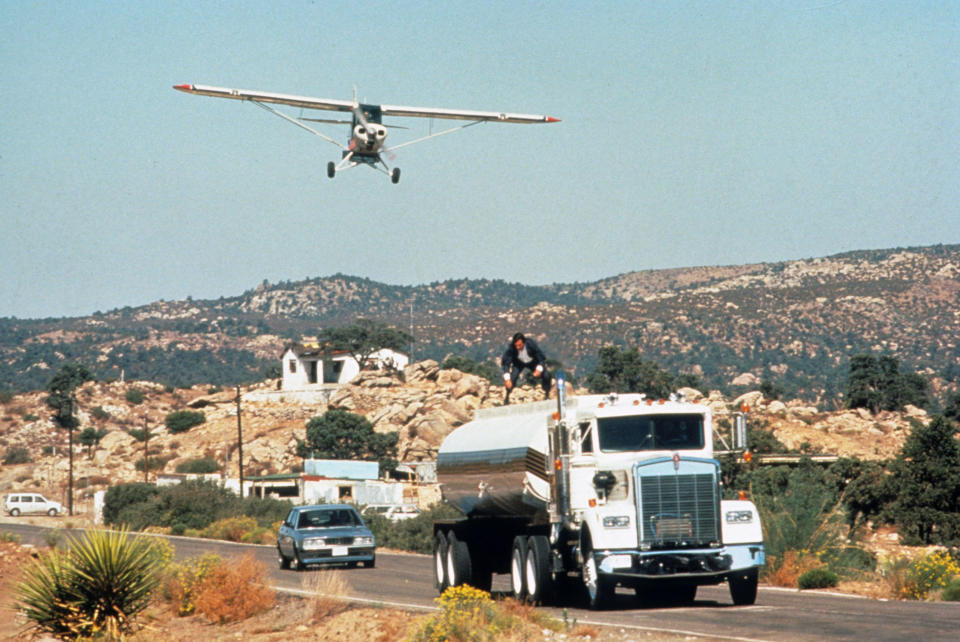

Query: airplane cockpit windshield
[597,414,704,452]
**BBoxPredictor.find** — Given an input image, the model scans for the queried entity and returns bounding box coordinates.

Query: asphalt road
[4,523,959,641]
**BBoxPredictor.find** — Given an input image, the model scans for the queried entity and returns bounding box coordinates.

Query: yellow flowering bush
[411,585,527,642]
[901,551,960,600]
[163,553,222,615]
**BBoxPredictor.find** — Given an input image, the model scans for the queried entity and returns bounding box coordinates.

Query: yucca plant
[17,528,168,639]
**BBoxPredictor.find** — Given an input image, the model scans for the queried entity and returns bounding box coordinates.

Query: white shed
[280,342,409,390]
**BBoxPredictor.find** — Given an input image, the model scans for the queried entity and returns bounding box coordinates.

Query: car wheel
[289,550,305,572]
[277,549,291,570]
[47,508,58,517]
[9,508,19,517]
[362,557,375,569]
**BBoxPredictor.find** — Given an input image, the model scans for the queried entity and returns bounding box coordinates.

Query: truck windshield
[597,414,704,452]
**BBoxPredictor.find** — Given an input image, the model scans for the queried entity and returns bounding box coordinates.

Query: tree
[296,408,399,475]
[317,318,412,372]
[884,416,960,545]
[78,427,107,457]
[844,354,929,413]
[45,364,94,430]
[584,346,680,397]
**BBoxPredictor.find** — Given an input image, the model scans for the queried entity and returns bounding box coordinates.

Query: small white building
[280,342,409,391]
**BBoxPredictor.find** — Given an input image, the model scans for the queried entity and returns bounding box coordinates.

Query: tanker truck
[432,375,764,609]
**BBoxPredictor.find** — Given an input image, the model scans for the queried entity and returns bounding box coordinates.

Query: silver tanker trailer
[432,375,764,609]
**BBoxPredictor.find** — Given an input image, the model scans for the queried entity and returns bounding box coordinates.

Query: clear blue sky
[3,1,958,319]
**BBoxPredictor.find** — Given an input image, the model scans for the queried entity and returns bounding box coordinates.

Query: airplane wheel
[327,162,335,179]
[391,167,400,184]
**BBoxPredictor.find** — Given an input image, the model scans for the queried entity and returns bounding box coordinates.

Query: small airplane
[173,83,560,183]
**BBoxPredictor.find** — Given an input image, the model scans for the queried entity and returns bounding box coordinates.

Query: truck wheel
[729,568,758,605]
[446,532,472,588]
[525,535,555,605]
[583,549,613,610]
[433,532,449,592]
[510,536,527,600]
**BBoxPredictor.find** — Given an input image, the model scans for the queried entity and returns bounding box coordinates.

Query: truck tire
[582,543,613,610]
[446,532,472,588]
[433,532,449,592]
[729,568,758,605]
[525,535,555,605]
[510,536,527,600]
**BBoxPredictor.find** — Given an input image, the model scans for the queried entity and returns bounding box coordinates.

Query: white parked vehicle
[5,493,64,517]
[361,504,422,522]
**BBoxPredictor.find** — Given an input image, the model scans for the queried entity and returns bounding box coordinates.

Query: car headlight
[725,510,754,524]
[302,537,326,550]
[354,536,375,546]
[602,515,630,528]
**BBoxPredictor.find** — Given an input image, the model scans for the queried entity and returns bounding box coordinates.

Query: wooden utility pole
[236,385,244,498]
[143,415,150,483]
[67,393,75,516]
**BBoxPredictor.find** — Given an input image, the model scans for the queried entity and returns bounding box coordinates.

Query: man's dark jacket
[501,337,547,373]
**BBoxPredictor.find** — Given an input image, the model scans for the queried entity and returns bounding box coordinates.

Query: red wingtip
[546,116,561,123]
[173,84,193,92]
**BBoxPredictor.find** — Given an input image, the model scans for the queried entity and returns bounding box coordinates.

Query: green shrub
[820,546,877,578]
[135,455,172,472]
[176,457,220,474]
[364,503,461,554]
[3,446,31,465]
[1,531,21,544]
[90,406,111,420]
[165,410,206,434]
[200,515,260,542]
[125,388,145,405]
[16,528,168,639]
[942,578,960,601]
[798,568,839,590]
[103,482,160,526]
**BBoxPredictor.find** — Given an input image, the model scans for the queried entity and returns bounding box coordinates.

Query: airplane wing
[174,84,355,113]
[173,84,560,123]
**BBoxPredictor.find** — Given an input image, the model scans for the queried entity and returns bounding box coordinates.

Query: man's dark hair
[512,332,526,343]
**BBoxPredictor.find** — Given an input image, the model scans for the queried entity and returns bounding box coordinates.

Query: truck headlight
[725,510,753,524]
[602,515,630,528]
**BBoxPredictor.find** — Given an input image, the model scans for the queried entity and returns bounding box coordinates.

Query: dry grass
[191,553,276,624]
[303,569,351,621]
[764,550,822,587]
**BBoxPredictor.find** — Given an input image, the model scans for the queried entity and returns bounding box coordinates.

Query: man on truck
[501,332,551,404]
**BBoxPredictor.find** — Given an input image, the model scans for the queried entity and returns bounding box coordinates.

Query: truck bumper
[595,543,764,580]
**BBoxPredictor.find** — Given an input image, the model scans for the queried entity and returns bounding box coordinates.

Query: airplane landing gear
[327,162,336,179]
[391,167,401,184]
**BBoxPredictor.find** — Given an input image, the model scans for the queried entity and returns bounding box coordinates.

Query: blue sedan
[277,504,376,570]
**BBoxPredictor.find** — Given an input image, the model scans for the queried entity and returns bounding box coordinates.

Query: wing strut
[385,120,486,153]
[251,100,347,151]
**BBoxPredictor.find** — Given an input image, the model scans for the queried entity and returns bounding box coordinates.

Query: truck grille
[634,459,720,549]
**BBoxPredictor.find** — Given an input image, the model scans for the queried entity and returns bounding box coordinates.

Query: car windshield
[597,414,704,452]
[297,508,360,529]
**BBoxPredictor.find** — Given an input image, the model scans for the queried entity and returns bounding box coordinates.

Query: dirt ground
[0,538,680,642]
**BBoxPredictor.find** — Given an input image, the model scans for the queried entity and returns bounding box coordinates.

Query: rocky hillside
[0,360,931,508]
[1,244,958,404]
